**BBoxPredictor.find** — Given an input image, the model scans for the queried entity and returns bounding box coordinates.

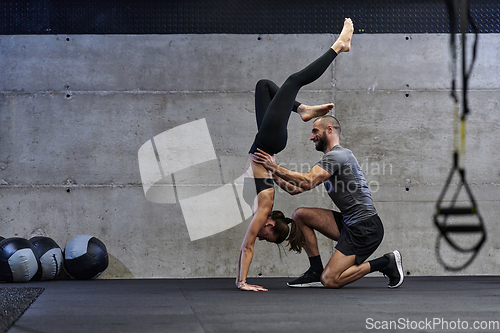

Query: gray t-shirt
[315,145,377,226]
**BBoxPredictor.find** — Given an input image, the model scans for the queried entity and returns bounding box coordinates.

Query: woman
[236,18,354,291]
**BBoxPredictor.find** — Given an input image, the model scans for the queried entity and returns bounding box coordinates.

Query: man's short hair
[314,115,341,134]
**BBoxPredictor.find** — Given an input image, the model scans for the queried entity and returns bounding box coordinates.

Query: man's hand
[252,149,277,172]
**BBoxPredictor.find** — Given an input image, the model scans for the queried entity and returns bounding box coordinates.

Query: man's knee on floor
[320,272,343,289]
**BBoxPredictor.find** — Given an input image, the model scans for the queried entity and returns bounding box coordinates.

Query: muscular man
[253,115,404,288]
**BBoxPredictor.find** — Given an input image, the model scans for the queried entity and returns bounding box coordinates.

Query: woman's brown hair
[269,210,305,253]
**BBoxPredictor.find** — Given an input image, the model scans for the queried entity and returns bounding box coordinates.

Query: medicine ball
[0,237,41,282]
[29,236,64,280]
[64,235,108,280]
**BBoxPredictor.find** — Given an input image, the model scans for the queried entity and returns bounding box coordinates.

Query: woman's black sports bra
[242,178,274,206]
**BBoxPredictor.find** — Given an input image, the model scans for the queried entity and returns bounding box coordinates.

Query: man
[253,115,403,288]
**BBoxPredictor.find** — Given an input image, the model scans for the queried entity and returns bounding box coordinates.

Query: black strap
[434,0,486,271]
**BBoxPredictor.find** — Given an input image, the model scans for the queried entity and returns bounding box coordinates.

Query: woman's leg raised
[251,18,353,155]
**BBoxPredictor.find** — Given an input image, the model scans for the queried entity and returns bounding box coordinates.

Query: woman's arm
[236,188,274,291]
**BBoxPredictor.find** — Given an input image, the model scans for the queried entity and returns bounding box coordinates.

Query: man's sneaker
[287,269,323,287]
[381,250,404,288]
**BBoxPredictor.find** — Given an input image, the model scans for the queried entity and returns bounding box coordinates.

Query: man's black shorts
[332,211,384,265]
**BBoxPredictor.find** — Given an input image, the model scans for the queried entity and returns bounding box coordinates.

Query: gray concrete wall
[1,33,499,279]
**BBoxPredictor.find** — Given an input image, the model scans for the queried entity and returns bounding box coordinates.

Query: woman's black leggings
[249,48,338,155]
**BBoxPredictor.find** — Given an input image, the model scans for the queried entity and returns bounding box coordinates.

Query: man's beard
[315,133,328,152]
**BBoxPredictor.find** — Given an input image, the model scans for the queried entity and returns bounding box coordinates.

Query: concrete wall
[1,33,499,279]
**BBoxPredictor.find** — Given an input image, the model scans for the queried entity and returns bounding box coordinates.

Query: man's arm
[253,149,331,192]
[272,173,305,195]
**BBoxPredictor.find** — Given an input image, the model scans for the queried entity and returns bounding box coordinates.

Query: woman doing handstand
[236,18,354,291]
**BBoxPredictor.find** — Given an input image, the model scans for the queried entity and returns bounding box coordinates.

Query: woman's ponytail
[270,211,305,253]
[286,218,305,253]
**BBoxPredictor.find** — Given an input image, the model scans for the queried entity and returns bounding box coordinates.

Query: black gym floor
[1,276,500,332]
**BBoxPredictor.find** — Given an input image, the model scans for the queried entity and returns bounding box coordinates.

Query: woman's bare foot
[332,18,354,54]
[297,103,334,122]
